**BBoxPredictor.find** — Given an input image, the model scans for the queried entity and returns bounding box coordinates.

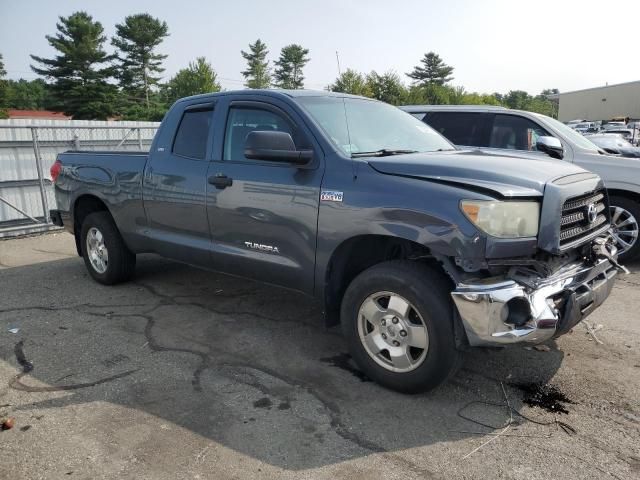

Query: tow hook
[593,236,629,274]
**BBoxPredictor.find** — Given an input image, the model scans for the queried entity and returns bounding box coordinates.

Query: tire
[80,211,136,285]
[340,260,461,393]
[609,196,640,262]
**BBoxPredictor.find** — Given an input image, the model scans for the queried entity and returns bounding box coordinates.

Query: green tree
[502,90,531,110]
[30,11,117,119]
[407,52,454,86]
[241,39,271,89]
[5,79,50,110]
[112,13,169,110]
[165,57,221,103]
[365,71,407,105]
[273,44,309,89]
[0,53,8,118]
[328,69,371,96]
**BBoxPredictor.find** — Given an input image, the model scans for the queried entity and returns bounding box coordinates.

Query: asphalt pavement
[0,232,638,479]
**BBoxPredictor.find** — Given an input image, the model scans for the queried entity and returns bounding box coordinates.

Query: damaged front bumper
[451,256,619,347]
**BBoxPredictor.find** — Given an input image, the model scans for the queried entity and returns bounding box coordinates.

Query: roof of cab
[175,89,369,104]
[400,105,508,113]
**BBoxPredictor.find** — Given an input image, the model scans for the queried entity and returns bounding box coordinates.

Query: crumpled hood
[366,149,590,198]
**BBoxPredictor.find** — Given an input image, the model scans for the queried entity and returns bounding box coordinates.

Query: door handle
[208,174,233,189]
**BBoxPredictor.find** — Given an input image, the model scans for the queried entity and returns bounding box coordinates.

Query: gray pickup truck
[401,105,640,261]
[50,90,622,392]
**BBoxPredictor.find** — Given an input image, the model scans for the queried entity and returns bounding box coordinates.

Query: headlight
[460,200,540,238]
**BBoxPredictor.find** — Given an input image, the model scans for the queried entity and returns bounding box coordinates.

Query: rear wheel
[609,196,640,262]
[340,260,461,393]
[80,211,136,284]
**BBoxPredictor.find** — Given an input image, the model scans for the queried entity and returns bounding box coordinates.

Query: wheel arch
[323,234,452,327]
[72,195,112,256]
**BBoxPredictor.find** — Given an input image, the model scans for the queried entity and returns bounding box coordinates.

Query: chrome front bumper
[451,258,618,346]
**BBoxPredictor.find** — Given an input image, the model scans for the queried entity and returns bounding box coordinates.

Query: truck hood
[366,150,589,198]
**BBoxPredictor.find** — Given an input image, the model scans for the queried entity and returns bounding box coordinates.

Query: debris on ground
[533,344,551,352]
[583,321,604,345]
[515,383,574,415]
[1,417,15,430]
[8,327,20,334]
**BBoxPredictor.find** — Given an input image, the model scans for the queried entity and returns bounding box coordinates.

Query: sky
[1,0,639,95]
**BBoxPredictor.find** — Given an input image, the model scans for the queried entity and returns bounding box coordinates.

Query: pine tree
[112,13,169,110]
[241,39,271,89]
[273,44,309,89]
[30,12,117,119]
[406,52,454,86]
[0,53,8,118]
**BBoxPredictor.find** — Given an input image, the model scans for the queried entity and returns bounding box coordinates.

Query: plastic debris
[533,344,551,352]
[1,417,15,430]
[8,327,19,334]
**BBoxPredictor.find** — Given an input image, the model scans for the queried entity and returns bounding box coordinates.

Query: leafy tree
[328,69,371,96]
[365,71,407,105]
[112,13,169,110]
[502,90,531,110]
[241,39,271,89]
[165,57,221,103]
[30,11,117,119]
[407,52,454,86]
[273,44,309,89]
[5,79,50,110]
[0,53,8,118]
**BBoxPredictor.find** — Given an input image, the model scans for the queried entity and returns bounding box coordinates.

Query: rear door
[142,102,215,266]
[424,111,491,149]
[205,97,323,294]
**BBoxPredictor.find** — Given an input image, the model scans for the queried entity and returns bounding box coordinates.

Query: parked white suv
[401,105,640,260]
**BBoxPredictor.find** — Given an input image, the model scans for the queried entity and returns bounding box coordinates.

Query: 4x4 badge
[321,190,343,202]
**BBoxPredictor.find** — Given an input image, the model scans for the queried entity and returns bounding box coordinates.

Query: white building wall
[557,81,640,122]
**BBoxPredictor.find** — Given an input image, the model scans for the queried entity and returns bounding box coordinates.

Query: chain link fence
[0,120,159,237]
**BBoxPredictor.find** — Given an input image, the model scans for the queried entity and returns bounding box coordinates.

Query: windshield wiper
[350,149,418,158]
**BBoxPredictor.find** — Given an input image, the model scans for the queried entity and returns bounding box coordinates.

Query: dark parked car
[49,91,622,393]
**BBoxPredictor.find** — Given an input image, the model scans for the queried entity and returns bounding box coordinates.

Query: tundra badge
[244,242,280,254]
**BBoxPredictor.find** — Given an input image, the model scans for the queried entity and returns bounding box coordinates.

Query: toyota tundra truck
[49,90,623,393]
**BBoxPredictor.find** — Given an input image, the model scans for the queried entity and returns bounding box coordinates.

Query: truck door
[205,99,323,294]
[142,102,215,266]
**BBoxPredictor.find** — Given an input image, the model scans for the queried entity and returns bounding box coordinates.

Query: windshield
[536,114,601,153]
[295,96,454,156]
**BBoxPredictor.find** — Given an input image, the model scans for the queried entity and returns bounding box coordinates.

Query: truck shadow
[0,255,582,470]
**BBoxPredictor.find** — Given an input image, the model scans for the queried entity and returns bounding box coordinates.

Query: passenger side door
[205,99,323,294]
[142,103,214,266]
[484,113,555,159]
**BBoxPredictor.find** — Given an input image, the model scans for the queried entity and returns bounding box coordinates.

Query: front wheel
[80,211,136,285]
[340,260,461,393]
[609,196,640,262]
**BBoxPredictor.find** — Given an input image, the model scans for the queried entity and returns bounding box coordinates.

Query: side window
[490,114,551,152]
[425,112,486,146]
[172,108,213,159]
[223,107,294,161]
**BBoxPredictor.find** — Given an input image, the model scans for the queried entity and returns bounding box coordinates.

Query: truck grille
[559,190,609,247]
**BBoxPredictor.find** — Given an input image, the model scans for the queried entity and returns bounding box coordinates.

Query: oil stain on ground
[320,353,370,382]
[515,383,574,414]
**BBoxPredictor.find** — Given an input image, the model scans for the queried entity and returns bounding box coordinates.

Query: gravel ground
[0,232,638,480]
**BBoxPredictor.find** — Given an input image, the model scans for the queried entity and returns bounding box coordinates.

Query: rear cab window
[172,106,213,159]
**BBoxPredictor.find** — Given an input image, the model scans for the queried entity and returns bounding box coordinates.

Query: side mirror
[537,136,564,159]
[244,131,313,165]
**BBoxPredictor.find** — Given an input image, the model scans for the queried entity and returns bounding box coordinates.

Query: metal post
[137,127,143,150]
[31,127,50,223]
